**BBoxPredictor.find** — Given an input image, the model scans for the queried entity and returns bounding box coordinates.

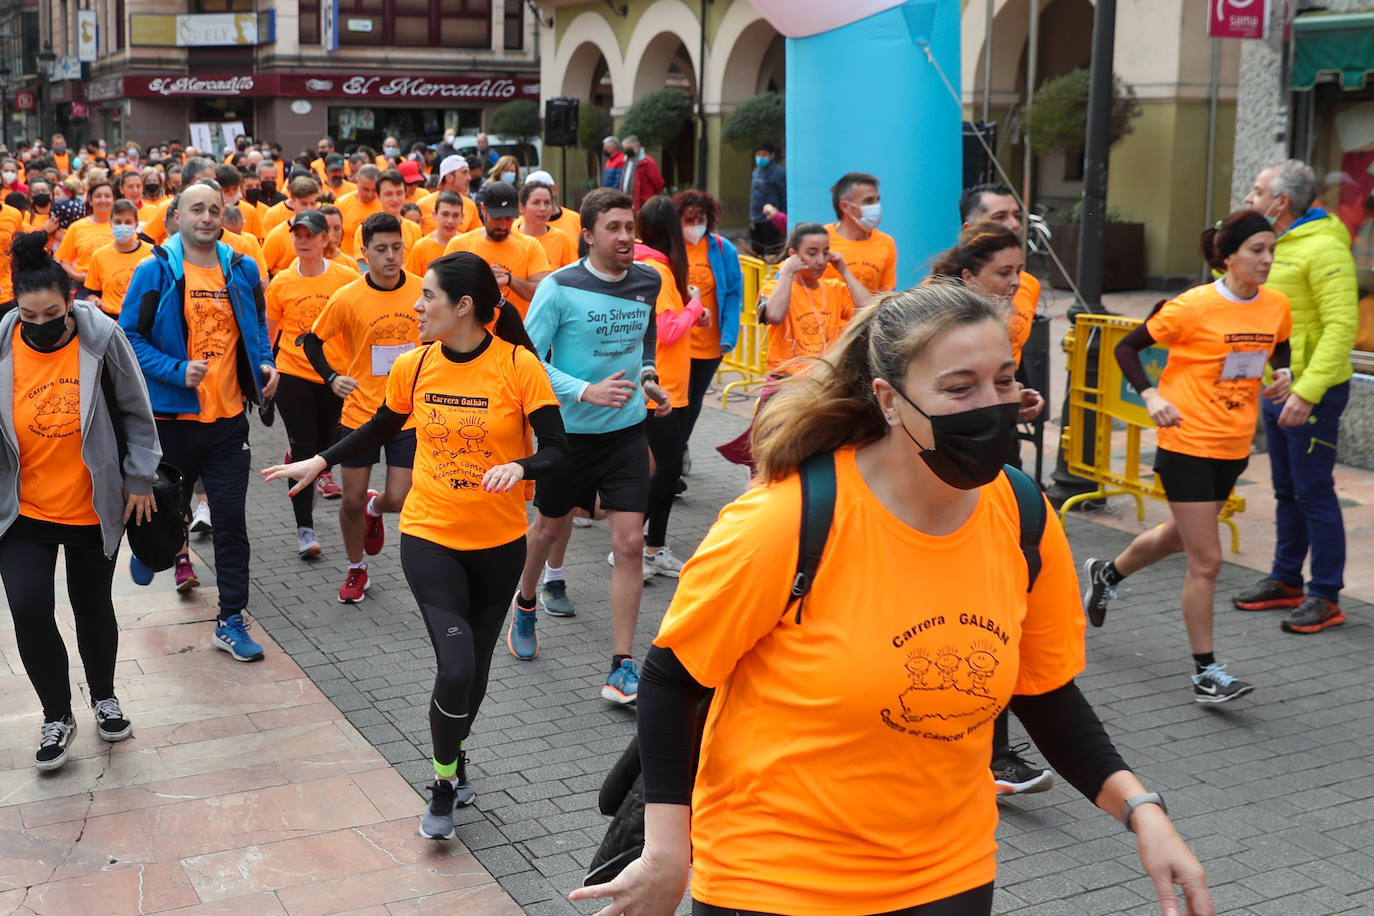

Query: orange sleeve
[311,287,350,341]
[85,247,107,292]
[55,223,79,264]
[882,236,897,291]
[461,198,480,233]
[514,346,560,412]
[264,275,285,322]
[1144,296,1197,346]
[1011,498,1087,695]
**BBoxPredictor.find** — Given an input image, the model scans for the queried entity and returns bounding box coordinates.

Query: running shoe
[645,546,686,578]
[174,555,199,593]
[189,500,212,535]
[602,659,640,705]
[35,714,77,772]
[316,470,343,499]
[673,478,688,499]
[129,554,154,586]
[508,599,538,660]
[1281,596,1345,634]
[420,779,457,840]
[91,696,133,742]
[1082,558,1118,628]
[454,750,476,807]
[1232,576,1304,611]
[298,527,322,560]
[539,579,576,617]
[338,566,370,603]
[571,516,594,528]
[363,488,385,555]
[991,743,1055,795]
[213,613,265,662]
[1191,662,1253,703]
[608,549,655,583]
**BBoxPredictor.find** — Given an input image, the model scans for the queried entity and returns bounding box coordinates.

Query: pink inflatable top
[747,0,909,39]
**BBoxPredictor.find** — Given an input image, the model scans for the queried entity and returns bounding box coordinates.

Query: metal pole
[1204,37,1220,245]
[981,0,993,124]
[1074,0,1116,313]
[1021,0,1038,237]
[695,0,710,190]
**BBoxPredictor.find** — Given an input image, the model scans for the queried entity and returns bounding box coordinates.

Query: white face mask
[854,202,882,231]
[683,223,707,245]
[116,157,127,166]
[384,146,399,156]
[1,171,15,184]
[501,171,517,184]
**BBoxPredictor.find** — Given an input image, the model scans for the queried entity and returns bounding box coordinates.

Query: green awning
[1293,12,1374,91]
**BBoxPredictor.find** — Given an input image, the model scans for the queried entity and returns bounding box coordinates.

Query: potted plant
[1047,201,1147,291]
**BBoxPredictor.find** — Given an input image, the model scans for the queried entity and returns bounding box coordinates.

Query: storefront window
[300,0,320,44]
[334,0,490,47]
[329,106,482,151]
[504,0,523,50]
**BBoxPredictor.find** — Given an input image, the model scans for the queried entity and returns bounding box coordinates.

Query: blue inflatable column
[784,0,962,291]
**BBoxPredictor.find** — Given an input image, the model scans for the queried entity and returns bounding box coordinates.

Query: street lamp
[38,44,57,144]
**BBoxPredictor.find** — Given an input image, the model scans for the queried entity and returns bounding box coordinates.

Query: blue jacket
[706,233,744,353]
[119,234,274,416]
[749,161,786,222]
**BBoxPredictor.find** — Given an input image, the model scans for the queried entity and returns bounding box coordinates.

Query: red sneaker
[338,566,370,603]
[316,470,342,499]
[363,489,384,555]
[174,555,199,593]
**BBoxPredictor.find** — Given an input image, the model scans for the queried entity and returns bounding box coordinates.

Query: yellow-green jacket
[1268,210,1358,403]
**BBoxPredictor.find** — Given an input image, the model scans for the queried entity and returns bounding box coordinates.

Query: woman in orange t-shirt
[574,285,1212,916]
[0,232,161,772]
[633,197,705,577]
[55,178,116,284]
[760,222,868,371]
[1085,211,1293,700]
[263,252,568,842]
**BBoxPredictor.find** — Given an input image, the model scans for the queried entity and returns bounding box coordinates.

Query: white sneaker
[608,550,655,582]
[297,527,321,559]
[572,517,593,528]
[190,500,212,535]
[644,545,686,578]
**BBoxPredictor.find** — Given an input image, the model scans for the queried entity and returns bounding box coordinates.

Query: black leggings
[645,407,689,548]
[685,356,722,444]
[693,883,993,916]
[0,517,118,722]
[400,533,526,767]
[274,372,342,528]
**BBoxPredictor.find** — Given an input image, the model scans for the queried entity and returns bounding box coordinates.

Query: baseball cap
[479,181,519,218]
[324,153,345,170]
[398,160,424,184]
[523,169,556,187]
[438,155,467,180]
[290,210,329,234]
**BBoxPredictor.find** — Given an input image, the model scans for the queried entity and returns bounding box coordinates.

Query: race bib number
[1220,349,1267,380]
[371,342,414,376]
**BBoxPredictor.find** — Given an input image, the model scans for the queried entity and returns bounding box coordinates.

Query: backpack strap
[1003,464,1046,592]
[788,451,836,624]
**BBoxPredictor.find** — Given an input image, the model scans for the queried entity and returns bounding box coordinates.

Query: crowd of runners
[0,129,1357,915]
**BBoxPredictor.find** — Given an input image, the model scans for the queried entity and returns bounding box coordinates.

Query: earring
[885,413,893,421]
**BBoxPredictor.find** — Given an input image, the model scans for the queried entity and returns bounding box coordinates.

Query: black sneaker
[1232,576,1304,611]
[35,714,77,772]
[420,779,457,840]
[1281,596,1345,634]
[1192,662,1253,704]
[992,743,1054,795]
[1082,558,1118,628]
[454,750,476,807]
[92,696,133,742]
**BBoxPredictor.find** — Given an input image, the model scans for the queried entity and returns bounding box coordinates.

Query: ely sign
[1209,0,1266,40]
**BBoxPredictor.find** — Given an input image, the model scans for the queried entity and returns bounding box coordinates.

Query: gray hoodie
[0,301,162,556]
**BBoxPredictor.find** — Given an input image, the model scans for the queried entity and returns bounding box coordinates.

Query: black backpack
[584,453,1048,886]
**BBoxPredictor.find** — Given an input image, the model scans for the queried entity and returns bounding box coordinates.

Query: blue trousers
[1262,381,1348,602]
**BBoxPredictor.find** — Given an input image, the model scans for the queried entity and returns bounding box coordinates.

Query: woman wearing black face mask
[0,231,162,772]
[575,284,1214,916]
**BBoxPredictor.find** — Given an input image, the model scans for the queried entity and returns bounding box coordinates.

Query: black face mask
[143,186,160,198]
[261,181,276,196]
[892,386,1019,490]
[22,312,71,350]
[244,187,262,205]
[31,193,51,208]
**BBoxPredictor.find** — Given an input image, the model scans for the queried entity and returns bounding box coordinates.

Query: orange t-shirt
[548,206,581,241]
[143,198,173,244]
[385,338,559,551]
[1144,279,1292,461]
[1009,271,1040,367]
[12,328,99,525]
[179,262,243,423]
[419,192,479,236]
[221,230,267,281]
[329,253,361,274]
[310,272,424,429]
[264,262,356,383]
[761,275,855,370]
[236,199,264,240]
[405,233,452,277]
[336,193,383,255]
[260,221,297,278]
[84,240,153,316]
[686,235,721,359]
[261,201,295,238]
[825,223,898,292]
[352,215,423,261]
[654,448,1084,913]
[55,218,115,274]
[443,230,551,317]
[0,204,26,301]
[640,258,691,408]
[518,224,578,272]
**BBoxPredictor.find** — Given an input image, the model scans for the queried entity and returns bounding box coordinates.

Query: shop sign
[70,101,88,119]
[47,57,83,81]
[134,75,263,97]
[86,75,124,101]
[1208,0,1265,39]
[278,74,540,101]
[14,91,35,112]
[130,12,273,47]
[322,0,339,52]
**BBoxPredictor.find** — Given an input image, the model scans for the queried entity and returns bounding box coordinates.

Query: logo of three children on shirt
[881,613,1010,741]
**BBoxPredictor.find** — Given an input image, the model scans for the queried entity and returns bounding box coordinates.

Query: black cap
[290,210,329,234]
[479,181,519,218]
[324,153,345,169]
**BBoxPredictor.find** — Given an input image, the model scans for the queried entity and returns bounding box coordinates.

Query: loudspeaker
[545,97,580,147]
[962,120,997,190]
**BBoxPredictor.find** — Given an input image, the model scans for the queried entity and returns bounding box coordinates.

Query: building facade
[38,0,540,158]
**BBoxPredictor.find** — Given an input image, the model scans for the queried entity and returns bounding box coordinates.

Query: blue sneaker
[129,554,154,586]
[507,599,538,660]
[601,659,640,705]
[213,613,265,662]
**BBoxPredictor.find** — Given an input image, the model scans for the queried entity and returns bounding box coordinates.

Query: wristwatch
[1121,792,1167,833]
[640,371,659,386]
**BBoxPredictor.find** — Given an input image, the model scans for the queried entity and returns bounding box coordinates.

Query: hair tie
[1216,214,1272,262]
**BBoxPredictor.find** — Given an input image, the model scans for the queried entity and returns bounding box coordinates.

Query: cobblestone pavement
[225,395,1374,915]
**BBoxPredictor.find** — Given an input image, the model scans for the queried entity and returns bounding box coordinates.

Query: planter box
[1047,221,1146,291]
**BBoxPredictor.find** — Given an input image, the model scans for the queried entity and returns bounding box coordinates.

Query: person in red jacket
[619,136,664,212]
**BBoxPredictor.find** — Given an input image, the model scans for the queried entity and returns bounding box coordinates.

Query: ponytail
[492,297,537,356]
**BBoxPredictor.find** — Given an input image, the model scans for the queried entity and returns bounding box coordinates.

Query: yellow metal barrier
[715,256,774,408]
[1060,314,1246,552]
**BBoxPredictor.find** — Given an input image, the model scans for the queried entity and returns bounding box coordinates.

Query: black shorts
[533,422,650,518]
[1153,448,1248,503]
[337,426,417,470]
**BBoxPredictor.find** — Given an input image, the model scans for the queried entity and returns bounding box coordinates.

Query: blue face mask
[112,224,137,244]
[755,156,770,169]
